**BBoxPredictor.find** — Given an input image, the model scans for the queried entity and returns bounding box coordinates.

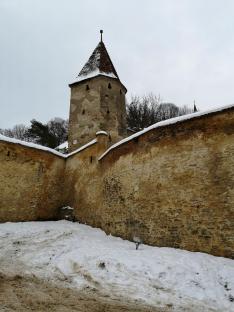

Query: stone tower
[68,33,127,152]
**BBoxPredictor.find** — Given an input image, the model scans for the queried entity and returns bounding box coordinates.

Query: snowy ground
[0,221,233,311]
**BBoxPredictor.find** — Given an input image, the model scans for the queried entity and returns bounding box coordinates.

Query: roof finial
[193,100,198,112]
[100,29,103,42]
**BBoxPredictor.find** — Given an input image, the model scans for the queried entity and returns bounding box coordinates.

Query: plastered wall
[0,141,65,222]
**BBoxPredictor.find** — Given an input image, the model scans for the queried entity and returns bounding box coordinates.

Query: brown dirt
[0,274,166,312]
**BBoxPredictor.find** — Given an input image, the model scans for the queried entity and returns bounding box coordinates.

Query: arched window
[120,89,122,94]
[86,85,90,91]
[82,109,85,115]
[108,83,112,89]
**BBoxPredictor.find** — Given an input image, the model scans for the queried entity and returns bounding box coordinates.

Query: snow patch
[0,220,233,311]
[56,141,68,150]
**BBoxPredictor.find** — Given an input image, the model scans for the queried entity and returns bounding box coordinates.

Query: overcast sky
[0,0,234,128]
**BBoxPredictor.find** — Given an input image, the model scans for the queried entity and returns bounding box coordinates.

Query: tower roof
[70,40,121,85]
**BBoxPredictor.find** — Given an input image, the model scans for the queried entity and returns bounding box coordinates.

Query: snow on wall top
[70,41,119,84]
[99,103,234,161]
[0,134,66,158]
[66,138,97,158]
[0,134,97,159]
[1,104,233,161]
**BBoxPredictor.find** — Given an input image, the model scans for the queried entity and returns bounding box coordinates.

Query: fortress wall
[0,141,66,222]
[0,108,233,258]
[64,136,108,224]
[68,108,234,258]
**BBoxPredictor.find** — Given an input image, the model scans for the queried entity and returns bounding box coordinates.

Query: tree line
[126,94,195,132]
[0,118,68,149]
[0,94,196,149]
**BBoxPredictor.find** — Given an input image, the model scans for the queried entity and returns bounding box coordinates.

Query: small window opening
[120,89,122,94]
[107,109,110,114]
[7,151,10,156]
[108,83,112,89]
[86,85,90,91]
[90,156,93,163]
[105,94,109,98]
[82,109,85,115]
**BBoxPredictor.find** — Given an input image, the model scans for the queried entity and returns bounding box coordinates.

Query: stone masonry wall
[0,141,65,222]
[66,108,234,258]
[68,76,127,151]
[0,108,233,258]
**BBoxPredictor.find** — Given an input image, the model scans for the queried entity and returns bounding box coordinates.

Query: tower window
[108,83,112,89]
[86,85,90,91]
[107,109,110,114]
[82,109,85,115]
[90,156,93,163]
[120,89,122,94]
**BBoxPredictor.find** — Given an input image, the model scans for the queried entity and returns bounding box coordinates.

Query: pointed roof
[69,39,126,90]
[78,41,119,79]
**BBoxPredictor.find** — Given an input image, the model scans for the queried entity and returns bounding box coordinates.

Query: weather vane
[100,30,103,42]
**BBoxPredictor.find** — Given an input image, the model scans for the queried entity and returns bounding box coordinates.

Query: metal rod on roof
[100,30,103,42]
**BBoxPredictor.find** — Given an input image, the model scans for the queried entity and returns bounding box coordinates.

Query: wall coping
[66,139,97,158]
[0,134,66,158]
[98,103,234,161]
[0,134,97,159]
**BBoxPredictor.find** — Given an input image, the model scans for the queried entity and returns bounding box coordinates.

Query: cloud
[0,0,234,128]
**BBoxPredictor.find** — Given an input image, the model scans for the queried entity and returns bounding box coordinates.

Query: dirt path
[0,274,166,312]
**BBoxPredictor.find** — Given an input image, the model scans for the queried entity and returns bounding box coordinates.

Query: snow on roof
[70,69,118,85]
[99,103,234,161]
[70,41,119,85]
[96,130,108,136]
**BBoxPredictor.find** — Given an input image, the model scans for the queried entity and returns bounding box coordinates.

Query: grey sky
[0,0,234,128]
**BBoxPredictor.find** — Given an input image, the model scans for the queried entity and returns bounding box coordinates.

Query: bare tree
[178,105,194,116]
[126,94,194,131]
[0,124,29,141]
[126,93,161,131]
[156,103,179,121]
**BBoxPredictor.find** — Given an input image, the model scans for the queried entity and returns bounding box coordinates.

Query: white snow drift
[0,220,233,311]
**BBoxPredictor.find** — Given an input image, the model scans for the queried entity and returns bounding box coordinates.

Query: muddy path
[0,274,167,312]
